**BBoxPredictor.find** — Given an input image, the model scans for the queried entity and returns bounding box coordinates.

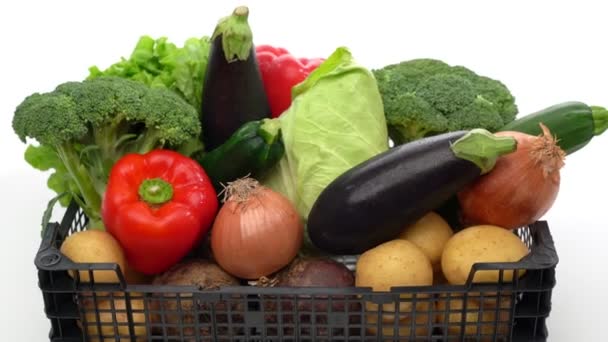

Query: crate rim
[35,202,559,295]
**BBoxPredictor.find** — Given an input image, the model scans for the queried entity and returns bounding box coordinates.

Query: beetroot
[277,257,355,287]
[259,257,361,340]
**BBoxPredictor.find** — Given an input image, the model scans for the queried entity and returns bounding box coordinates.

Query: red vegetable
[276,257,354,288]
[261,257,360,338]
[458,123,566,229]
[210,177,303,279]
[255,45,324,117]
[102,150,219,275]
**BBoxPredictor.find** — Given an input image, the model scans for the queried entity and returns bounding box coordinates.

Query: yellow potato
[60,230,127,283]
[441,225,529,285]
[356,239,433,321]
[436,295,510,341]
[79,294,147,341]
[398,212,453,271]
[366,301,433,341]
[466,291,514,309]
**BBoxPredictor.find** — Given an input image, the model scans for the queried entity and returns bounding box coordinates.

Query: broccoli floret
[473,76,518,124]
[447,96,504,132]
[373,59,518,144]
[385,93,448,143]
[12,76,201,229]
[416,74,477,114]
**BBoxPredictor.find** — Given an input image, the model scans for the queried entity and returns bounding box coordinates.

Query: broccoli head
[373,59,518,144]
[12,76,201,229]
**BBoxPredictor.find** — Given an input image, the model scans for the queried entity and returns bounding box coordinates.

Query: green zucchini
[500,101,608,154]
[198,119,283,191]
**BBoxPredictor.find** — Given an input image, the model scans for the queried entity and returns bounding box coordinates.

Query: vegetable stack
[14,4,608,342]
[12,76,201,229]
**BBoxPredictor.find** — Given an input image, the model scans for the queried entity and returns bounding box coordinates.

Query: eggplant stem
[451,129,517,174]
[212,5,253,62]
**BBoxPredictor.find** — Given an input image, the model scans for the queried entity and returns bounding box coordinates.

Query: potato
[441,225,529,285]
[436,295,510,341]
[80,293,147,341]
[398,211,453,271]
[366,301,433,341]
[356,239,433,321]
[60,230,126,283]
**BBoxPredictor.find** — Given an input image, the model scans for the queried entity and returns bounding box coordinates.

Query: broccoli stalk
[55,143,104,227]
[13,76,202,231]
[373,59,518,144]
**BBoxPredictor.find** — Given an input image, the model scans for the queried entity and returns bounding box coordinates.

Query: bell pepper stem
[259,118,282,145]
[139,178,174,205]
[451,129,518,174]
[212,6,253,62]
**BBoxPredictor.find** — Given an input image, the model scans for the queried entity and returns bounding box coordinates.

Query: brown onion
[458,123,566,229]
[210,177,303,279]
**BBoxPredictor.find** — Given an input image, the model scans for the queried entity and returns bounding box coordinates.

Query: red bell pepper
[256,45,324,118]
[102,149,218,275]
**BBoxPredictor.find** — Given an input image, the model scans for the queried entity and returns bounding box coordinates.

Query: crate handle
[35,220,129,290]
[519,220,559,269]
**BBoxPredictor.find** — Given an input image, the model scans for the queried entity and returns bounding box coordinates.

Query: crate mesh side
[36,207,555,342]
[69,208,88,235]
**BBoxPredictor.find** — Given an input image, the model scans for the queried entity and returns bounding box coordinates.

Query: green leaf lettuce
[88,35,211,113]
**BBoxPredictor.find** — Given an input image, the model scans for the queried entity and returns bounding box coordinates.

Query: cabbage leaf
[262,47,389,221]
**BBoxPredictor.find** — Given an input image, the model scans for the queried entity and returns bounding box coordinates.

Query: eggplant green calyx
[212,6,253,62]
[451,128,517,174]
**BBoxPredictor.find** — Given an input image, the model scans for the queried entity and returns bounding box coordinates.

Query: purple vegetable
[277,257,355,288]
[260,257,360,340]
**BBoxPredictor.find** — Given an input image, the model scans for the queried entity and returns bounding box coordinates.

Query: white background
[1,0,606,341]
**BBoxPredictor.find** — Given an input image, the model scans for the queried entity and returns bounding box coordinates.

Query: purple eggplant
[307,129,517,255]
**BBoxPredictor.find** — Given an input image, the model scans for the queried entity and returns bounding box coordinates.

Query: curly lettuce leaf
[167,37,211,113]
[262,47,389,220]
[88,35,210,113]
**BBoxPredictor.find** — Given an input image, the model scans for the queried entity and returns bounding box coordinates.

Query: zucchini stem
[212,6,253,62]
[591,106,608,136]
[451,129,517,174]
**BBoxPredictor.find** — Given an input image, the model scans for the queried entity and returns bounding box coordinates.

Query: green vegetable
[88,35,211,114]
[500,101,608,154]
[198,119,284,190]
[373,59,518,144]
[24,144,77,207]
[12,76,201,229]
[262,47,389,221]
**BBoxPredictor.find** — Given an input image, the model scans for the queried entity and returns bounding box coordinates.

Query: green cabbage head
[262,47,389,221]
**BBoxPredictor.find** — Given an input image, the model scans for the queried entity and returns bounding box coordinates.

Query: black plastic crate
[35,202,558,341]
